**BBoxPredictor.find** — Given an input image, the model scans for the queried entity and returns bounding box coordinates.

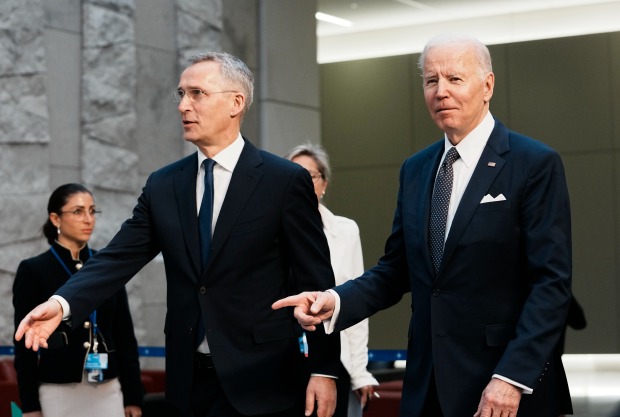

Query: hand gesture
[272,291,336,331]
[14,299,64,351]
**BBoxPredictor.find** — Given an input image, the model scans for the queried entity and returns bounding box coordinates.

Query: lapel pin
[487,162,496,167]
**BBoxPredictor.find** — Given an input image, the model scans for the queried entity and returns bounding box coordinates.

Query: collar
[197,134,245,173]
[52,240,91,263]
[444,112,495,168]
[318,204,337,238]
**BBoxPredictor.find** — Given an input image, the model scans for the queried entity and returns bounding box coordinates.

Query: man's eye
[188,89,203,98]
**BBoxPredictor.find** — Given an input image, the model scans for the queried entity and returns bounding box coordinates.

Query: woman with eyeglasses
[12,183,143,417]
[285,145,379,417]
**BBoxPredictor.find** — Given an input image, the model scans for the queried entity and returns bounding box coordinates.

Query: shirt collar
[197,134,245,173]
[444,112,495,168]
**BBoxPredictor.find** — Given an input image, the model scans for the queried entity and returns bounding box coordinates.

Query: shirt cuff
[49,295,71,320]
[322,289,340,335]
[492,374,533,394]
[310,373,338,380]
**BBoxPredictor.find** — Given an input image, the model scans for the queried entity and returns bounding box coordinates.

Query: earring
[57,227,60,235]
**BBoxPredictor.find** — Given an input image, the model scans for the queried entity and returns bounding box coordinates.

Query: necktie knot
[203,158,216,173]
[443,147,460,166]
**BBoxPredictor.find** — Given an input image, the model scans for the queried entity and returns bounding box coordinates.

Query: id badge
[85,353,108,370]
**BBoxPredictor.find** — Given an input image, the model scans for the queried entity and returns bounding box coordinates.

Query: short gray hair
[418,34,493,81]
[186,52,254,116]
[284,143,331,182]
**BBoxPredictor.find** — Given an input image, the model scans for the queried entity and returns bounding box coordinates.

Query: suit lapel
[173,153,202,279]
[439,122,510,276]
[203,139,263,275]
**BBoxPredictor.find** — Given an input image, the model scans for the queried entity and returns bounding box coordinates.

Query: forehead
[423,44,477,75]
[64,192,94,207]
[292,154,319,170]
[179,61,222,87]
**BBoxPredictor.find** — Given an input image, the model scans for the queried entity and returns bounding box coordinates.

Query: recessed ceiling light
[315,12,353,27]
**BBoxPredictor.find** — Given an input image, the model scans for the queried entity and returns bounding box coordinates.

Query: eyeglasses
[172,89,236,103]
[307,170,323,183]
[59,208,102,219]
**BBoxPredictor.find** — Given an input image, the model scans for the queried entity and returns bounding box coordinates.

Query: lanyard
[49,246,97,332]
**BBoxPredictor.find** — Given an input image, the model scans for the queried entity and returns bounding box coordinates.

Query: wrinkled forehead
[423,44,477,74]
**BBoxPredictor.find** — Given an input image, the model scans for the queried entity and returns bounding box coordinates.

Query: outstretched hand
[14,299,64,351]
[272,291,336,331]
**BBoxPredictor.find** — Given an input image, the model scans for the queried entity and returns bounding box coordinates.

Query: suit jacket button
[432,288,440,296]
[199,286,207,294]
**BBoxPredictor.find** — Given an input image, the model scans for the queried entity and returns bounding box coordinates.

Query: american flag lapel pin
[487,162,496,167]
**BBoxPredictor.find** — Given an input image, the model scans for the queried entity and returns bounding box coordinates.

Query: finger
[304,391,315,417]
[272,293,310,310]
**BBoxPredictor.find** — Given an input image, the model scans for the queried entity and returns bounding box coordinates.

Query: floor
[563,354,620,417]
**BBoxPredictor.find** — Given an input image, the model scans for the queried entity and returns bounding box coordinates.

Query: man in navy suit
[274,34,573,417]
[16,52,340,417]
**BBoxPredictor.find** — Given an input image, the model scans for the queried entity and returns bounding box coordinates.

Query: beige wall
[320,32,620,353]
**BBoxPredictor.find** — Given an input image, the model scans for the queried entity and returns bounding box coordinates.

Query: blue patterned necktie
[199,158,216,270]
[429,147,460,273]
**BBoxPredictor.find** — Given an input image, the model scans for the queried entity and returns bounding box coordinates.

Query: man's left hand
[474,378,522,417]
[305,375,336,417]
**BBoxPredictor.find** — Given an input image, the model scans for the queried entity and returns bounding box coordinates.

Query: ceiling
[315,0,620,62]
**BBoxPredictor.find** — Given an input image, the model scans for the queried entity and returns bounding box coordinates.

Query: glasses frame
[59,208,102,219]
[172,89,237,103]
[307,169,324,183]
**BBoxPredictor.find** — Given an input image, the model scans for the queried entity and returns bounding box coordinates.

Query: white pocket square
[480,193,506,204]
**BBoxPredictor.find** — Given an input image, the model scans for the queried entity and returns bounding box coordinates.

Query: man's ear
[230,92,245,118]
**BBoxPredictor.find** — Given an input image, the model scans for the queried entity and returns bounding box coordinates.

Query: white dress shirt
[195,134,245,353]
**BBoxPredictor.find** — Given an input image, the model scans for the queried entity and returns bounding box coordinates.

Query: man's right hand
[14,299,63,351]
[272,291,336,331]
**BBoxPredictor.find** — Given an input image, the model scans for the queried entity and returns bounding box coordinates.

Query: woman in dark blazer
[12,183,143,417]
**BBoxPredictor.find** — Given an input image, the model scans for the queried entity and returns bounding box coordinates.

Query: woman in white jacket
[286,144,379,417]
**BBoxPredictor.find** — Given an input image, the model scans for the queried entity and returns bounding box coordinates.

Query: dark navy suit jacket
[56,138,340,414]
[334,120,572,417]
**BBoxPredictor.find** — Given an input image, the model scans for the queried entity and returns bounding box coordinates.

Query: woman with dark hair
[12,183,143,417]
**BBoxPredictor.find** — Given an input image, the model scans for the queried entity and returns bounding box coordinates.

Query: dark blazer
[12,242,143,413]
[334,120,573,417]
[55,138,340,415]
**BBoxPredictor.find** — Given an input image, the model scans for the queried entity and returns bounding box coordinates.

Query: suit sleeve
[56,175,161,325]
[493,148,572,388]
[283,168,341,376]
[334,162,412,331]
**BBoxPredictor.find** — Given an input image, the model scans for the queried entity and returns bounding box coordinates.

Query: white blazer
[319,204,379,391]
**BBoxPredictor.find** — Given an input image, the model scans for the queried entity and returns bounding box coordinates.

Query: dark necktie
[429,147,460,273]
[199,159,216,270]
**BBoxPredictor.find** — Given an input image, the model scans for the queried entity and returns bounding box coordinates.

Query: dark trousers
[176,353,299,417]
[333,362,351,417]
[421,372,444,417]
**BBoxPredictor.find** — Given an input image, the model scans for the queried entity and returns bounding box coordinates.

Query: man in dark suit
[16,52,340,417]
[274,34,573,417]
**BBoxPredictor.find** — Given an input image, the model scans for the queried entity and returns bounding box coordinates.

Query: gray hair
[284,143,331,183]
[187,52,254,116]
[418,34,493,81]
